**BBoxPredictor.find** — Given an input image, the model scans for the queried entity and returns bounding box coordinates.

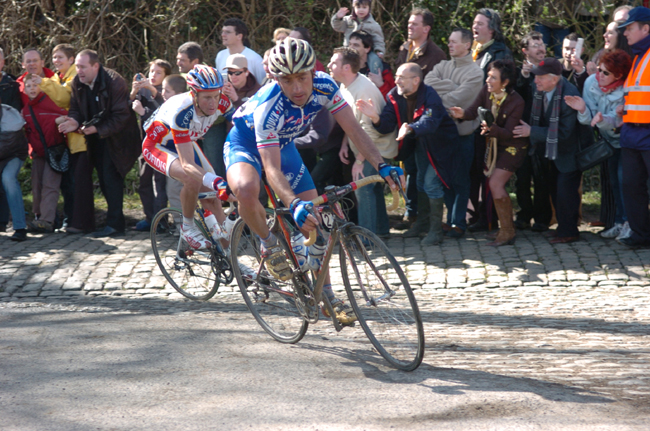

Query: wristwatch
[355,160,364,165]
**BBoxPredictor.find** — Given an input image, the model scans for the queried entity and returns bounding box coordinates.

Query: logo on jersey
[146,121,167,141]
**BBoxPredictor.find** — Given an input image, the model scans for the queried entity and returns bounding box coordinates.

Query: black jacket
[476,40,512,80]
[0,72,21,111]
[69,66,141,178]
[529,78,593,173]
[373,82,460,187]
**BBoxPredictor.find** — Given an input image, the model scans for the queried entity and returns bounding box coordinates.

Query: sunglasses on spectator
[228,70,245,76]
[597,67,611,76]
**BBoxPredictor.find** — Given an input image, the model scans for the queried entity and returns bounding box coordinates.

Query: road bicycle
[230,173,425,371]
[150,191,235,301]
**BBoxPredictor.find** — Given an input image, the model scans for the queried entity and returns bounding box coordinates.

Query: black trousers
[514,154,553,225]
[88,141,125,232]
[469,132,497,226]
[138,157,167,222]
[621,147,650,242]
[549,164,581,238]
[68,151,96,232]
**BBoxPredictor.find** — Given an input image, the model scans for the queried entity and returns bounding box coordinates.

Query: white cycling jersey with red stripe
[141,92,233,175]
[143,92,233,150]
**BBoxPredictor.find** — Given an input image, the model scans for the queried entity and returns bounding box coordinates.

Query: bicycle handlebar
[304,175,401,246]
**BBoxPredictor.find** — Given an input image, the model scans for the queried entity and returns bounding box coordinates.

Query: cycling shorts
[142,138,214,178]
[224,129,315,196]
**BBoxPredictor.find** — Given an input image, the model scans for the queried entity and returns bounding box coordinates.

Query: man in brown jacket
[58,49,141,237]
[395,8,446,76]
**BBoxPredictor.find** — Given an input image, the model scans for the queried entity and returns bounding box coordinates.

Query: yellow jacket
[40,67,86,153]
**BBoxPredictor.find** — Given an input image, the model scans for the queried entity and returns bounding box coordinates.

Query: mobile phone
[136,73,144,81]
[574,38,584,59]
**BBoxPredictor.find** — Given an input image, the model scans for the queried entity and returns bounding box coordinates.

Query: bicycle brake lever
[389,170,410,207]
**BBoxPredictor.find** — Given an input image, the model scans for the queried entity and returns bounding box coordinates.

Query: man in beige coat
[424,28,483,237]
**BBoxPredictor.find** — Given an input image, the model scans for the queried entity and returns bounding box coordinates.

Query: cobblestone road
[2,226,649,417]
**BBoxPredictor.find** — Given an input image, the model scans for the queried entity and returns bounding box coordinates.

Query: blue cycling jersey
[229,71,348,152]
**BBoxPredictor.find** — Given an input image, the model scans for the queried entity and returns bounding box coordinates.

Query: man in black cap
[617,7,650,248]
[513,57,589,244]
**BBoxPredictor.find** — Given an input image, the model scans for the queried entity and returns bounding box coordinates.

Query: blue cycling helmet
[186,65,224,92]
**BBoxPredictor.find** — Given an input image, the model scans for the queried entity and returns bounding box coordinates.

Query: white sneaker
[616,221,632,240]
[181,225,211,250]
[239,262,258,280]
[601,223,623,239]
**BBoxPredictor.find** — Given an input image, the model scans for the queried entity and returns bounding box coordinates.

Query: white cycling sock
[182,217,194,230]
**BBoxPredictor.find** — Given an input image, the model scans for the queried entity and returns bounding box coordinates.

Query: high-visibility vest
[624,48,650,123]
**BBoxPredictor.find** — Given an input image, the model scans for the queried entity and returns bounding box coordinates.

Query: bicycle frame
[261,175,398,328]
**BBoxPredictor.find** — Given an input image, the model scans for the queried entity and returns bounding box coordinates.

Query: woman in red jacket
[22,78,68,233]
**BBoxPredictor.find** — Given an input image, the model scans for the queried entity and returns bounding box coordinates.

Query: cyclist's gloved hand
[212,176,231,201]
[378,162,404,181]
[290,198,313,228]
[202,172,231,201]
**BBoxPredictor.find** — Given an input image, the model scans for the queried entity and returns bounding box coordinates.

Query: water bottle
[307,234,327,272]
[291,232,310,271]
[203,210,223,242]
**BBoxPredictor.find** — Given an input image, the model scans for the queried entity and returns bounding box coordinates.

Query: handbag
[28,104,70,173]
[575,134,614,172]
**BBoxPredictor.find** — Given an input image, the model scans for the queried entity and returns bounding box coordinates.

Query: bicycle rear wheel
[151,208,220,301]
[339,226,424,371]
[230,216,308,343]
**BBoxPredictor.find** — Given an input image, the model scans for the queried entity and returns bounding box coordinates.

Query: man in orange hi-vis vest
[618,7,650,249]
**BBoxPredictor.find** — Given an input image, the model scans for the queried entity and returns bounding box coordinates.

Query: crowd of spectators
[2,3,650,250]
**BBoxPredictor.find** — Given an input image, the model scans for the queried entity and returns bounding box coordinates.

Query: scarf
[596,72,625,93]
[472,39,494,61]
[483,91,508,177]
[407,40,427,62]
[531,78,563,160]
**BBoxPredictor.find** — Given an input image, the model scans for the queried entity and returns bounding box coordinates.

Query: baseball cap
[224,54,248,70]
[531,57,563,76]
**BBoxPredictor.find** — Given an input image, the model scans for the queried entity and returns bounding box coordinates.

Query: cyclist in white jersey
[224,38,404,318]
[142,65,234,250]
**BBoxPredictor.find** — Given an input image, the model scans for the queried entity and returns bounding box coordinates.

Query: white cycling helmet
[268,37,316,76]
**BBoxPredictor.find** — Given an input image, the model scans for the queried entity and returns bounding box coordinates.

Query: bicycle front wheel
[151,208,220,301]
[230,217,308,344]
[339,226,424,371]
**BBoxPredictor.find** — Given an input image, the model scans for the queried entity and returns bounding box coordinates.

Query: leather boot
[421,198,444,246]
[403,192,430,238]
[487,197,516,246]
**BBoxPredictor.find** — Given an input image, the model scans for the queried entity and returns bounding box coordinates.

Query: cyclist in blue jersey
[224,38,404,318]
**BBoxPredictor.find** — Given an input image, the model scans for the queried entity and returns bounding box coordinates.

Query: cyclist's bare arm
[333,105,405,190]
[258,146,318,231]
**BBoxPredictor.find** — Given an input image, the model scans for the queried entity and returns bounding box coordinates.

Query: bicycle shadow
[293,342,614,405]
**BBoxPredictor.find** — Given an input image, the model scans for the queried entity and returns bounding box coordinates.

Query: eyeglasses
[597,67,611,76]
[529,43,546,49]
[228,70,245,76]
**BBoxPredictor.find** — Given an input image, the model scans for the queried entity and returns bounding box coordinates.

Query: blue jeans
[355,160,390,236]
[608,148,627,224]
[1,157,27,230]
[443,134,474,230]
[415,143,444,199]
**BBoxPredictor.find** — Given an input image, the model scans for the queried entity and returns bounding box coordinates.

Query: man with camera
[58,49,141,237]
